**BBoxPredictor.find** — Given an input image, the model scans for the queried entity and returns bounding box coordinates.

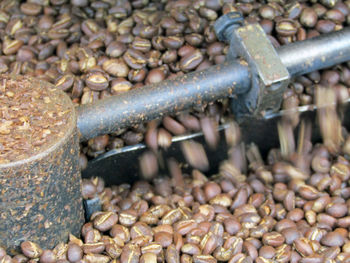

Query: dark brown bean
[20,3,42,16]
[21,241,43,259]
[67,244,82,263]
[179,49,204,72]
[40,250,57,263]
[300,8,318,27]
[262,232,285,247]
[316,20,336,33]
[154,232,173,248]
[321,231,345,247]
[123,48,147,70]
[121,244,141,263]
[93,212,118,231]
[145,68,166,84]
[276,19,298,36]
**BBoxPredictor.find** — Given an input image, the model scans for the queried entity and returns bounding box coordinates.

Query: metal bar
[77,28,350,142]
[77,61,250,142]
[278,27,350,76]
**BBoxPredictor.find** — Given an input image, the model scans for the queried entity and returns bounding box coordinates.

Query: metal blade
[82,101,350,185]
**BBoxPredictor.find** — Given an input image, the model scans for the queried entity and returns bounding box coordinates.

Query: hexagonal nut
[214,12,244,42]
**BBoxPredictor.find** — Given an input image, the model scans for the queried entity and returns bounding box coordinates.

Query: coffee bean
[40,250,57,263]
[193,254,217,263]
[145,68,166,84]
[121,244,141,263]
[140,252,157,263]
[154,232,173,248]
[259,5,276,20]
[67,244,82,263]
[123,48,147,70]
[3,38,23,55]
[85,71,109,91]
[262,232,285,247]
[119,209,138,227]
[321,231,345,247]
[179,49,203,72]
[20,3,42,16]
[276,19,298,36]
[316,19,336,33]
[93,212,118,231]
[300,8,318,27]
[21,241,43,259]
[103,59,129,77]
[166,245,180,263]
[83,242,105,254]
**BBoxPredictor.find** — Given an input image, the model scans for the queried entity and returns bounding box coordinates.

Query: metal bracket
[214,12,291,120]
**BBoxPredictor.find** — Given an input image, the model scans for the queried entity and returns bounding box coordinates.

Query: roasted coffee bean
[181,140,209,171]
[163,116,186,135]
[181,243,201,255]
[121,244,141,263]
[82,242,105,254]
[103,59,129,77]
[140,252,157,263]
[123,48,147,70]
[21,241,43,259]
[110,78,133,94]
[20,3,42,16]
[321,231,345,247]
[93,212,118,232]
[145,68,166,84]
[262,232,285,247]
[179,49,204,72]
[39,249,57,263]
[55,74,74,91]
[119,209,138,227]
[154,232,173,248]
[300,8,318,27]
[85,71,109,91]
[316,20,336,33]
[67,244,82,263]
[276,19,298,36]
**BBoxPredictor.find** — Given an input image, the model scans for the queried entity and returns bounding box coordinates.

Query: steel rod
[278,27,350,76]
[77,61,250,141]
[77,27,350,141]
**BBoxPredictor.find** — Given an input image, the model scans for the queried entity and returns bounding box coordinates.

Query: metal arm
[278,27,350,76]
[77,61,250,141]
[77,27,350,142]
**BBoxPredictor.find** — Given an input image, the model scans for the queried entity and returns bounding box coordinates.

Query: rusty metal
[0,75,84,254]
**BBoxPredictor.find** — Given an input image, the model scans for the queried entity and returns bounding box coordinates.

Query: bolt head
[214,12,244,42]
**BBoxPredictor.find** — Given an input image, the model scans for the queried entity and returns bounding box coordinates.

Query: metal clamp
[214,12,291,119]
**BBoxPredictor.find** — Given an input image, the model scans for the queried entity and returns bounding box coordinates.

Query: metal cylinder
[0,75,84,254]
[77,60,251,141]
[278,27,350,76]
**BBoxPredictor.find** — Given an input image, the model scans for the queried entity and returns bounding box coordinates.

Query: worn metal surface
[77,27,350,141]
[214,12,244,44]
[229,23,290,118]
[77,61,251,142]
[278,27,350,76]
[0,78,84,254]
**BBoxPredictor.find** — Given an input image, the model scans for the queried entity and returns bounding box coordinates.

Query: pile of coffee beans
[1,0,349,160]
[1,85,350,262]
